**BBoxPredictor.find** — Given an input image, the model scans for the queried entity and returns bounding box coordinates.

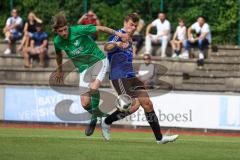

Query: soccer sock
[105,110,130,125]
[145,111,162,141]
[84,90,107,121]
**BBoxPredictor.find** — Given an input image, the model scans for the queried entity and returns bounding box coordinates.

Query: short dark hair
[51,12,68,31]
[178,19,185,23]
[197,15,207,21]
[125,13,139,23]
[36,22,43,28]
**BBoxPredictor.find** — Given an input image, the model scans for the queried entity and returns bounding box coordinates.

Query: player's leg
[101,78,141,140]
[136,79,178,144]
[80,58,109,136]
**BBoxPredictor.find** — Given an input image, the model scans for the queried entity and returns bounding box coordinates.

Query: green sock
[90,90,108,118]
[84,90,108,121]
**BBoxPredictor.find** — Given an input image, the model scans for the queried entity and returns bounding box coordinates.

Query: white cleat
[101,117,111,141]
[156,134,179,144]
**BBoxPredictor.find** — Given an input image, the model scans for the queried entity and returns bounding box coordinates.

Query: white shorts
[79,58,109,92]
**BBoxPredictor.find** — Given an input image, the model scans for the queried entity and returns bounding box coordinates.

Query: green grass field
[0,127,240,160]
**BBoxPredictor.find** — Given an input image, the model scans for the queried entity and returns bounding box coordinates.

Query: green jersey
[53,25,106,72]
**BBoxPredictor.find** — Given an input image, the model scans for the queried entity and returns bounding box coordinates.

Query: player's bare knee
[140,99,153,112]
[80,96,90,108]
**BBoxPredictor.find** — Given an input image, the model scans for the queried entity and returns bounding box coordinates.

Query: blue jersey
[107,29,135,80]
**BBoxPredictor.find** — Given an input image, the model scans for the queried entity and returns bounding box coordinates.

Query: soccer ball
[115,94,132,112]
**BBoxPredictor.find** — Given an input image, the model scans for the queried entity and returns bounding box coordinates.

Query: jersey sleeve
[75,24,97,35]
[53,38,61,53]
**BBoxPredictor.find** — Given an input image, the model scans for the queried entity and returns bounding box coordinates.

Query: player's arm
[104,41,129,52]
[96,26,129,40]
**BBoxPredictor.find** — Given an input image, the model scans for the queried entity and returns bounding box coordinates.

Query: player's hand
[116,32,130,41]
[52,71,64,84]
[90,79,101,91]
[116,41,129,49]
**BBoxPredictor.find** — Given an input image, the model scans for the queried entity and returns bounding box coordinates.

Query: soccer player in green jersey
[51,12,129,136]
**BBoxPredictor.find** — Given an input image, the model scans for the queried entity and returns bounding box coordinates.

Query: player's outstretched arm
[96,26,129,40]
[104,42,129,52]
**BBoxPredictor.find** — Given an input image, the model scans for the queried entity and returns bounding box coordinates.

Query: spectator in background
[132,12,145,56]
[180,16,211,61]
[3,8,23,55]
[22,23,48,68]
[170,19,186,58]
[137,54,155,88]
[77,10,101,40]
[145,12,171,57]
[17,12,42,52]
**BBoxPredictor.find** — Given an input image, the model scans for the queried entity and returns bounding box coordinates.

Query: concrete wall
[0,86,4,120]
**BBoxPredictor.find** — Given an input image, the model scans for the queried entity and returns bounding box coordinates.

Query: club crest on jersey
[74,40,80,47]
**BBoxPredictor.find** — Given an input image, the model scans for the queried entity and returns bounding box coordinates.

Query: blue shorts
[11,32,22,41]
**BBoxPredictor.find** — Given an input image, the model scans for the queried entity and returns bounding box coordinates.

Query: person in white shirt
[137,54,155,88]
[3,8,23,55]
[132,12,145,55]
[145,12,171,57]
[181,16,211,60]
[170,19,186,58]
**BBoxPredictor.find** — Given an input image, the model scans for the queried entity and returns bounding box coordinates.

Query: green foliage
[0,0,239,44]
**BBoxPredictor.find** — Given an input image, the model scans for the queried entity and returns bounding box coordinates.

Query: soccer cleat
[156,134,179,144]
[85,119,97,136]
[101,117,110,141]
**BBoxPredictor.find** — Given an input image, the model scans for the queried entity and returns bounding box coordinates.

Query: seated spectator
[132,12,145,56]
[180,16,212,60]
[77,10,100,41]
[17,12,42,52]
[3,8,23,55]
[137,54,155,88]
[22,23,48,68]
[170,19,187,58]
[145,12,171,57]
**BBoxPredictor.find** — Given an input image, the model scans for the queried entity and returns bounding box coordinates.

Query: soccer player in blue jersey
[101,13,179,144]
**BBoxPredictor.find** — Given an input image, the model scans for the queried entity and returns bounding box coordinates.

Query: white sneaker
[156,134,179,144]
[101,117,111,141]
[4,37,10,43]
[4,48,11,55]
[179,51,189,59]
[172,53,177,58]
[199,52,204,59]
